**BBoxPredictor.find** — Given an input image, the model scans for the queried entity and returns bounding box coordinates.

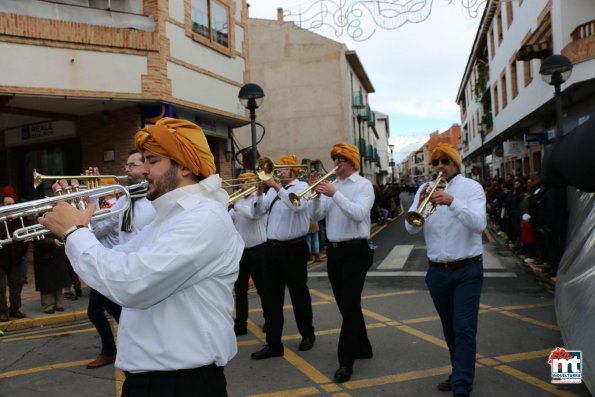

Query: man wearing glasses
[310,143,375,383]
[83,149,155,369]
[405,143,486,397]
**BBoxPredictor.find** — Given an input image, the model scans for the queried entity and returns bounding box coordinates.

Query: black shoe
[355,349,373,359]
[333,367,353,383]
[453,394,469,397]
[234,325,247,336]
[251,345,284,360]
[298,335,315,351]
[437,377,452,391]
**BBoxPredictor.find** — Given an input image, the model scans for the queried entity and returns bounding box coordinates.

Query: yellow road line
[248,387,321,397]
[0,359,90,379]
[500,303,554,310]
[495,349,554,363]
[345,364,452,390]
[1,327,96,343]
[494,365,579,397]
[362,290,418,300]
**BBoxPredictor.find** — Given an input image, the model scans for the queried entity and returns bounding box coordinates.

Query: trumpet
[33,169,127,189]
[255,157,308,181]
[288,167,338,207]
[0,181,147,247]
[405,172,449,227]
[228,186,257,205]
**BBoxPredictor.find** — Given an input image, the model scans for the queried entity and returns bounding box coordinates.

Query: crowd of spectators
[483,173,567,278]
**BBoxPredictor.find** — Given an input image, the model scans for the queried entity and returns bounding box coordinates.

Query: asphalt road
[0,193,591,396]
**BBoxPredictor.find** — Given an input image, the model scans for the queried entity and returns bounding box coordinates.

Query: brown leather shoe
[9,310,27,319]
[0,313,9,322]
[86,354,116,369]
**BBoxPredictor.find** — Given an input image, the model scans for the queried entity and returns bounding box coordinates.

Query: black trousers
[234,243,266,328]
[327,241,374,368]
[122,364,227,397]
[88,288,122,356]
[263,239,314,347]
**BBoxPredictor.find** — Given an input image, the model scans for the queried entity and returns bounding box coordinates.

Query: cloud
[389,135,429,163]
[247,1,482,137]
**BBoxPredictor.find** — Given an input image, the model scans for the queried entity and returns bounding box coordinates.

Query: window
[496,10,503,45]
[493,82,499,116]
[489,28,495,59]
[500,69,508,109]
[510,58,518,99]
[190,0,231,52]
[506,1,513,28]
[523,60,533,87]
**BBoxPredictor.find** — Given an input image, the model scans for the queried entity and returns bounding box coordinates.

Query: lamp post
[238,83,265,170]
[539,54,573,140]
[388,143,395,183]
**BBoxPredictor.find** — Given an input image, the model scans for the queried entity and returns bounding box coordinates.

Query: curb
[0,310,88,333]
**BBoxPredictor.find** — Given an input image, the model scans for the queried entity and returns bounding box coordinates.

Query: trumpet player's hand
[314,180,336,197]
[418,183,430,203]
[263,177,281,192]
[429,190,454,207]
[38,201,95,238]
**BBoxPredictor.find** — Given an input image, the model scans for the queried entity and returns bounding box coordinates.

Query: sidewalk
[0,260,90,334]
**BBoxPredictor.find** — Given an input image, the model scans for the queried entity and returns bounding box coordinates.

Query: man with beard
[82,150,155,370]
[39,118,243,397]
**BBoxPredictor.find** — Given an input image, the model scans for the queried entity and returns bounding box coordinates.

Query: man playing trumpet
[250,155,316,360]
[228,172,267,336]
[405,143,486,397]
[39,118,243,397]
[310,143,375,383]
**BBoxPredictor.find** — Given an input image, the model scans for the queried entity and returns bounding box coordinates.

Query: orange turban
[135,117,216,177]
[237,172,257,183]
[276,155,302,175]
[330,143,360,170]
[430,143,461,169]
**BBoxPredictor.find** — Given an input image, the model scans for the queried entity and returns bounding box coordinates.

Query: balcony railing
[571,19,595,41]
[352,91,364,108]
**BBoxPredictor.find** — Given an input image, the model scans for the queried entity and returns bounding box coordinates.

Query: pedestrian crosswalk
[309,244,517,278]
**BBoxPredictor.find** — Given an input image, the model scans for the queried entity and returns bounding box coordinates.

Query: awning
[516,11,552,61]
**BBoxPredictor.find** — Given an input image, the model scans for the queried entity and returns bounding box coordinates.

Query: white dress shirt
[405,174,486,262]
[65,175,243,372]
[311,172,374,241]
[253,179,311,240]
[91,194,155,247]
[229,194,267,248]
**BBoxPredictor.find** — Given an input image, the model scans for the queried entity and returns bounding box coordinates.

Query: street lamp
[539,54,573,140]
[238,83,265,170]
[388,143,395,183]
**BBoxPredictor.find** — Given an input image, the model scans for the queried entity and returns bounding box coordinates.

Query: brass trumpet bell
[405,173,449,227]
[255,157,308,181]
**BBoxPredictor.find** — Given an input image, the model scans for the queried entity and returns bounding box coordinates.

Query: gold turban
[134,117,216,177]
[276,155,302,175]
[430,143,462,169]
[330,143,360,170]
[237,172,257,183]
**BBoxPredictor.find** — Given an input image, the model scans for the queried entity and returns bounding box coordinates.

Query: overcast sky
[247,0,483,161]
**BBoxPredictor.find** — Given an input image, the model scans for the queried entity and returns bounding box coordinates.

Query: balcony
[352,91,364,108]
[565,19,595,64]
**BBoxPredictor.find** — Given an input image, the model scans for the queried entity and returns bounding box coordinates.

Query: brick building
[0,0,250,199]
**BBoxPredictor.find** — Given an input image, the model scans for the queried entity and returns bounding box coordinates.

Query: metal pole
[554,83,563,139]
[250,108,258,171]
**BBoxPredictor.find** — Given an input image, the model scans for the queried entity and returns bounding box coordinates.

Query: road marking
[377,245,414,269]
[344,365,452,390]
[1,327,96,343]
[309,271,517,277]
[494,365,580,397]
[0,360,90,379]
[483,249,506,269]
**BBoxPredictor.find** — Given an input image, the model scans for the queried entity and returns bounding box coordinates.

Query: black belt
[124,363,220,378]
[244,242,266,251]
[268,236,306,246]
[428,255,482,270]
[329,239,367,248]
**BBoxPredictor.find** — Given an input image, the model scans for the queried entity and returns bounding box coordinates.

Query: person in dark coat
[33,237,73,313]
[0,195,28,321]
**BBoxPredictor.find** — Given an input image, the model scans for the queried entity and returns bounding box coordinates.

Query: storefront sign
[5,120,76,147]
[503,140,527,157]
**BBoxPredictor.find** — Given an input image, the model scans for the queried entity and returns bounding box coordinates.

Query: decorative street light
[238,83,265,170]
[388,143,395,183]
[539,54,573,140]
